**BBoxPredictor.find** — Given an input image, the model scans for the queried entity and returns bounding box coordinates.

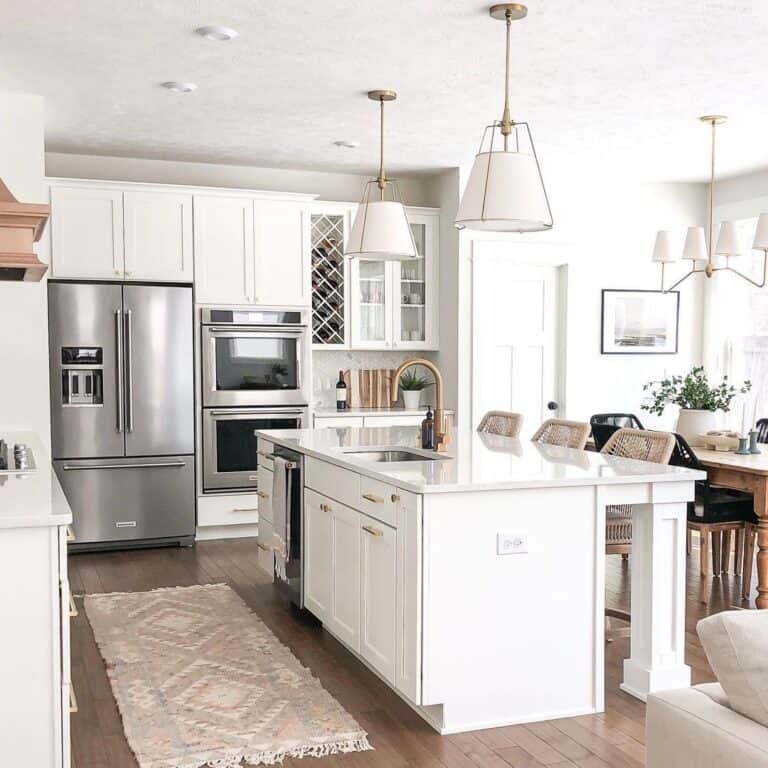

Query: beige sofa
[647,610,768,768]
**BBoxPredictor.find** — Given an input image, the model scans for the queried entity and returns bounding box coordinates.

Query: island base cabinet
[360,513,397,685]
[329,500,361,651]
[304,489,333,621]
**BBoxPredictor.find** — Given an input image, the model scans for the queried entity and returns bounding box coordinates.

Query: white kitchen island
[256,426,704,734]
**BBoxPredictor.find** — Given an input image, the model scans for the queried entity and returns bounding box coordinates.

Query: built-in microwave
[201,308,309,408]
[202,406,307,493]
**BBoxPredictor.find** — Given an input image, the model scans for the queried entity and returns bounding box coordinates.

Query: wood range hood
[0,178,49,282]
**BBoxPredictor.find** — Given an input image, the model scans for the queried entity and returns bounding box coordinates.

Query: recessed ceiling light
[161,81,198,93]
[195,25,239,41]
[334,140,360,149]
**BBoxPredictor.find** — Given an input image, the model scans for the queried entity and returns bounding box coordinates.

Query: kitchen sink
[343,448,450,463]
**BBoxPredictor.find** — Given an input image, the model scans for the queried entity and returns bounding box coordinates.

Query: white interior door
[472,258,562,438]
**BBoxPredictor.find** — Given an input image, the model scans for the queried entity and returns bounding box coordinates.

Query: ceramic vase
[402,390,422,411]
[675,409,717,446]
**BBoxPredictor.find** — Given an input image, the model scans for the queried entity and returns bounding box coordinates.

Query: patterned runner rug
[84,583,372,767]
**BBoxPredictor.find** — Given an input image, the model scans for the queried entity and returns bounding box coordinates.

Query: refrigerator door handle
[115,309,125,433]
[124,309,134,433]
[61,460,187,471]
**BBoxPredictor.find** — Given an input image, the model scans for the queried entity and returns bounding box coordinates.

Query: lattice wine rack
[311,213,346,345]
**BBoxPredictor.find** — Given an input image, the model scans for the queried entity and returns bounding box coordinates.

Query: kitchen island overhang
[257,426,704,734]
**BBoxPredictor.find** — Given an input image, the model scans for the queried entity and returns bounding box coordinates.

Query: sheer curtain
[706,216,768,432]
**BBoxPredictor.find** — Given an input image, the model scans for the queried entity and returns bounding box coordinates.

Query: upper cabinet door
[193,195,255,305]
[50,186,125,280]
[123,191,193,282]
[254,200,310,307]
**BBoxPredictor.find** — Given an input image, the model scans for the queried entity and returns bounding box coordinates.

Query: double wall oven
[201,308,309,493]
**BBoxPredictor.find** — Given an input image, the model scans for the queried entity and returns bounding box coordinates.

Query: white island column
[620,484,691,700]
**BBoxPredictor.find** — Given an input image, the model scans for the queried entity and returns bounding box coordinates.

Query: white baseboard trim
[195,525,259,541]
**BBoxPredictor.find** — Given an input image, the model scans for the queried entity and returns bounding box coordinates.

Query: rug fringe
[145,734,373,767]
[82,582,230,599]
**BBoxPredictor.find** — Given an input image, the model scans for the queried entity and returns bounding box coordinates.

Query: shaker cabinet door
[123,190,192,282]
[193,195,255,305]
[304,490,333,623]
[329,501,360,651]
[50,186,125,280]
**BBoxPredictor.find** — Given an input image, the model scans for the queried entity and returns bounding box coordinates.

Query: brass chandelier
[653,115,768,291]
[455,3,553,232]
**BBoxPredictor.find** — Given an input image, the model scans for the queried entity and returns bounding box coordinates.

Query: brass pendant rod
[501,10,513,151]
[378,97,386,196]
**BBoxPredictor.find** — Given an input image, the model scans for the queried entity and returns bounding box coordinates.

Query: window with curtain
[707,216,768,431]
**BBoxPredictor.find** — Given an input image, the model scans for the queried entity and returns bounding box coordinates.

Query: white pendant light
[455,4,552,233]
[345,90,418,261]
[652,231,677,263]
[654,116,768,290]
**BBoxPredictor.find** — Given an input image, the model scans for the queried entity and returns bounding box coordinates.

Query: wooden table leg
[756,480,768,609]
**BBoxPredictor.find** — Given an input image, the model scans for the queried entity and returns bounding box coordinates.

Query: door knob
[547,401,558,411]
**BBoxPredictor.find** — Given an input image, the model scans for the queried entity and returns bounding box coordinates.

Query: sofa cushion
[697,610,768,727]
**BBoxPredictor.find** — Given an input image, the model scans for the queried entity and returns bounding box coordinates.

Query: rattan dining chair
[477,410,523,438]
[531,419,590,450]
[601,428,676,639]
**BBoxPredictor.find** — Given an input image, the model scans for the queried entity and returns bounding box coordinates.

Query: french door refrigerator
[48,282,195,549]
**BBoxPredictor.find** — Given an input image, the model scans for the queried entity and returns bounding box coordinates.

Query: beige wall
[0,93,50,444]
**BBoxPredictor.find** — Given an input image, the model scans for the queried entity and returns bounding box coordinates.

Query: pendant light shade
[346,90,417,261]
[753,214,768,251]
[652,231,677,263]
[682,226,707,261]
[715,221,741,257]
[455,4,553,233]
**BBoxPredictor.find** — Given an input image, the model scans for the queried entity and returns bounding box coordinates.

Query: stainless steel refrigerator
[48,282,195,549]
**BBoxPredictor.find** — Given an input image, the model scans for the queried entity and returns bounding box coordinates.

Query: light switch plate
[497,530,528,555]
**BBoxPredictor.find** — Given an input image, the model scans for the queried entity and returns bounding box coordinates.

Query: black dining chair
[755,418,768,443]
[669,433,756,585]
[589,413,645,452]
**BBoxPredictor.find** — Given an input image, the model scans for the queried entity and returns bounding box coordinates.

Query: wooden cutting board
[345,369,395,408]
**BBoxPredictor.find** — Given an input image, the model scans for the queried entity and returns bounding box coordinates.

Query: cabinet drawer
[257,440,275,471]
[359,476,397,527]
[257,465,274,522]
[197,493,259,527]
[363,415,423,428]
[314,416,365,429]
[257,518,274,577]
[305,457,360,510]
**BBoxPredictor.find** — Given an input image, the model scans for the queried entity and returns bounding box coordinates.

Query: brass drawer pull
[257,542,271,552]
[256,491,270,500]
[320,502,332,513]
[391,493,400,503]
[66,525,75,542]
[70,686,78,714]
[69,589,78,618]
[232,507,258,513]
[362,493,384,504]
[362,524,384,537]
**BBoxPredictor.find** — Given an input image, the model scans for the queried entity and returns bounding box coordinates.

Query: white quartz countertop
[256,426,705,494]
[0,431,73,529]
[314,407,455,417]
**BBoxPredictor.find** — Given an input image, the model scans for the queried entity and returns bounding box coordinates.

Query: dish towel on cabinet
[272,457,289,581]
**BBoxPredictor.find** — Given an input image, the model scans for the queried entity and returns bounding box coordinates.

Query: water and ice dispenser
[60,347,103,406]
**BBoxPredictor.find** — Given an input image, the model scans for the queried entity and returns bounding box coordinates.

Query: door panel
[123,190,193,282]
[330,501,360,651]
[473,257,560,438]
[360,514,397,684]
[304,490,332,622]
[54,456,194,544]
[123,285,194,456]
[48,282,125,459]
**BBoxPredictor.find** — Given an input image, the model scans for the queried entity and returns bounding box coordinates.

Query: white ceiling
[2,1,768,182]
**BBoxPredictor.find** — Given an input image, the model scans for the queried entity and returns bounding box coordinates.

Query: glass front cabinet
[349,207,439,350]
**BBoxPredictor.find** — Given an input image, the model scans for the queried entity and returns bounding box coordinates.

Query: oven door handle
[207,326,305,335]
[208,409,305,417]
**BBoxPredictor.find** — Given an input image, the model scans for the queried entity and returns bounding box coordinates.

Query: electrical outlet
[497,530,528,555]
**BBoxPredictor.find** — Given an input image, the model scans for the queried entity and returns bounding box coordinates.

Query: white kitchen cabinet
[304,489,333,621]
[254,200,310,307]
[257,518,275,578]
[123,190,193,282]
[328,498,361,651]
[50,185,124,280]
[196,492,259,528]
[313,415,365,429]
[348,207,439,350]
[360,512,398,685]
[193,195,255,305]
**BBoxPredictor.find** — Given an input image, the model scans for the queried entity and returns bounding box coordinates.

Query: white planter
[401,390,422,411]
[675,409,717,446]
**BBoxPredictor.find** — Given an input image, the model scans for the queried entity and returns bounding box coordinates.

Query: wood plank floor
[68,533,757,768]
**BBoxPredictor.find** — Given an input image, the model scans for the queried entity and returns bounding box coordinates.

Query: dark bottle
[421,407,435,450]
[335,370,347,411]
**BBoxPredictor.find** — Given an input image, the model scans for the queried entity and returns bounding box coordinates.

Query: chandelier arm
[723,253,768,289]
[664,266,701,293]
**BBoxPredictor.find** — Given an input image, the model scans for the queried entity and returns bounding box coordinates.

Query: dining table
[695,447,768,608]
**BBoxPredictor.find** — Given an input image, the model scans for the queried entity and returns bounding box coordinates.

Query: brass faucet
[391,358,450,452]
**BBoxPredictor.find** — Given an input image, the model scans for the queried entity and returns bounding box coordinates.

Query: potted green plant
[398,368,433,411]
[641,366,751,445]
